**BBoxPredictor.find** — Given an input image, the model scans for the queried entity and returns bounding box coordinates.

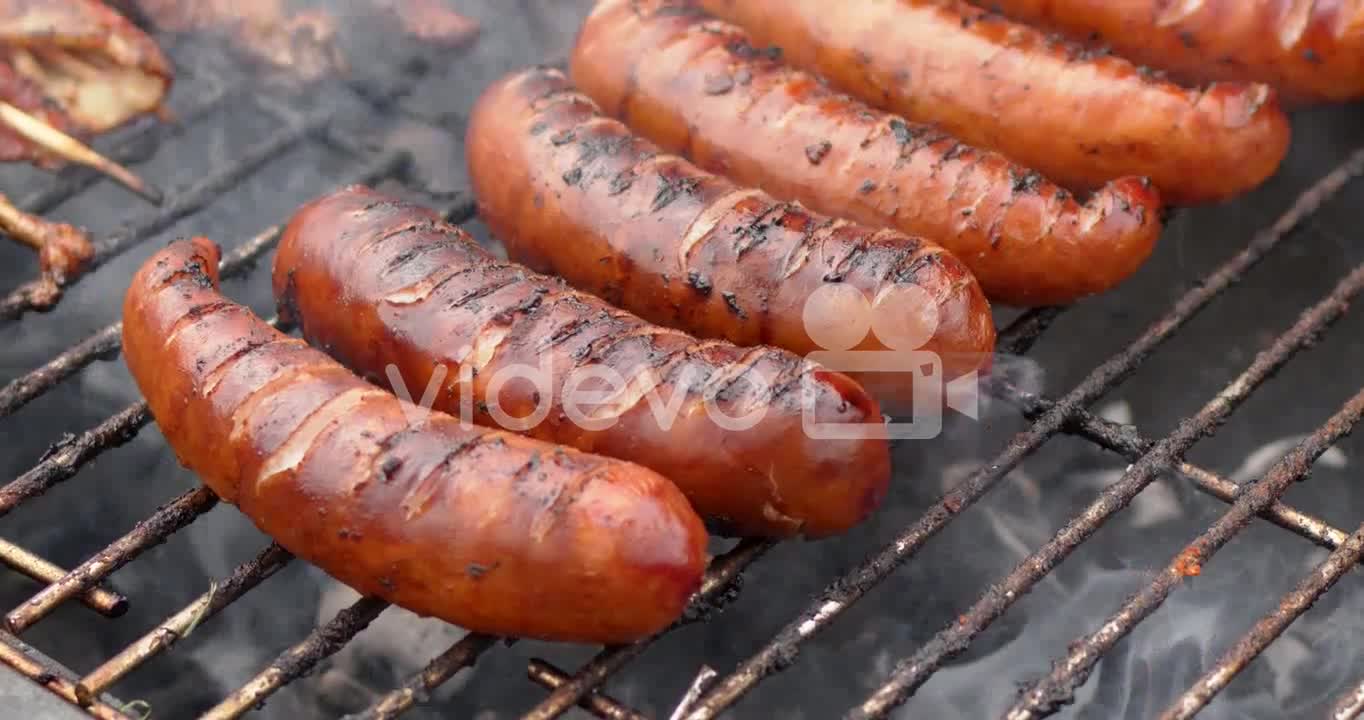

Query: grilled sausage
[981,0,1364,105]
[467,67,996,412]
[571,0,1165,306]
[694,0,1292,205]
[274,186,891,538]
[123,237,708,644]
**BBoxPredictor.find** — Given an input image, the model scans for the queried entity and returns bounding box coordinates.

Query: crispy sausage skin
[467,67,996,410]
[694,0,1292,205]
[571,0,1165,306]
[274,186,891,539]
[982,0,1364,106]
[123,237,708,644]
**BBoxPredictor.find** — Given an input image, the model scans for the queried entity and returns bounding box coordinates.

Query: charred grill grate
[1,10,1363,720]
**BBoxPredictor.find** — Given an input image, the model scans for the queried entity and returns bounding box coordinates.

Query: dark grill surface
[2,3,1364,719]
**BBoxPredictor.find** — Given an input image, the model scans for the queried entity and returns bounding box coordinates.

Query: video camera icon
[800,282,980,441]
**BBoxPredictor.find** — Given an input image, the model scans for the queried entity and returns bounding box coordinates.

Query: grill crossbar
[527,659,649,720]
[7,487,220,634]
[0,538,126,617]
[74,544,293,706]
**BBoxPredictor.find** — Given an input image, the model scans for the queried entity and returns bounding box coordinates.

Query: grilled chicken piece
[0,0,171,136]
[122,0,477,79]
[0,191,93,307]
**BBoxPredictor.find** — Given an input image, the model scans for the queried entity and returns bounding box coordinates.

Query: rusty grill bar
[527,660,649,720]
[1164,521,1364,720]
[0,16,1362,720]
[0,538,127,617]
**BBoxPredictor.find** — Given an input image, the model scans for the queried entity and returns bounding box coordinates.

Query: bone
[0,101,163,205]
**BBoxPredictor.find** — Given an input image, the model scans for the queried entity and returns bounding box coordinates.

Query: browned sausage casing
[273,186,892,539]
[571,0,1165,306]
[467,67,996,412]
[123,237,708,644]
[695,0,1292,205]
[983,0,1364,106]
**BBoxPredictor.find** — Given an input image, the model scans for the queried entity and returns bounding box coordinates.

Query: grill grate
[854,261,1364,719]
[0,8,1363,720]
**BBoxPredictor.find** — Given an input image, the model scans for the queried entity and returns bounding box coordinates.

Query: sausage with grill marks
[273,185,891,539]
[571,0,1165,306]
[466,67,996,411]
[694,0,1292,205]
[123,237,708,644]
[981,0,1364,105]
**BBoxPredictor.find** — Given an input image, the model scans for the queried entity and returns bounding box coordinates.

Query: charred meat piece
[0,0,171,135]
[0,191,93,309]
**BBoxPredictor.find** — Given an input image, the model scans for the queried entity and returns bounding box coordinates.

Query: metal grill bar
[1005,388,1364,720]
[0,538,127,617]
[0,401,152,518]
[850,261,1364,719]
[17,82,237,217]
[677,146,1364,720]
[200,597,389,720]
[522,539,771,720]
[668,667,718,720]
[342,633,498,720]
[1160,522,1364,720]
[527,659,648,720]
[1332,679,1364,720]
[0,632,129,720]
[74,544,293,705]
[0,323,122,420]
[1000,382,1353,553]
[996,307,1065,357]
[6,487,220,633]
